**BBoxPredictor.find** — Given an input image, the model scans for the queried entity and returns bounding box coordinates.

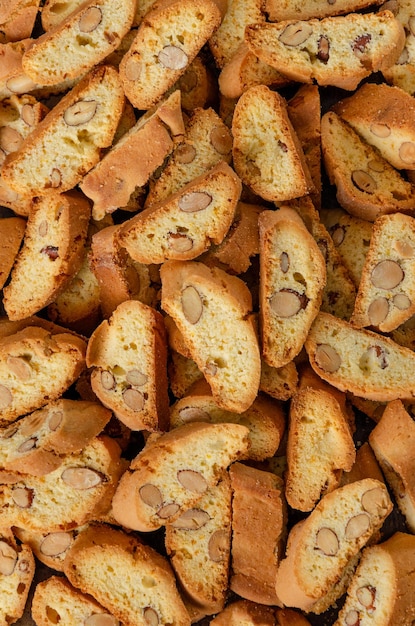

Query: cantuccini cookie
[264,0,383,21]
[0,216,25,290]
[0,528,35,626]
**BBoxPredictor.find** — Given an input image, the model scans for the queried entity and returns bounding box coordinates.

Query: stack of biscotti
[2,0,415,624]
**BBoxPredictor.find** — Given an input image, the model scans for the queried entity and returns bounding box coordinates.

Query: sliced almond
[126,369,147,387]
[0,127,23,154]
[269,289,308,317]
[344,610,360,626]
[210,126,232,155]
[278,22,312,46]
[178,407,211,423]
[280,251,290,272]
[63,100,97,126]
[48,410,63,431]
[317,35,330,63]
[101,370,115,390]
[370,122,391,138]
[361,487,389,517]
[17,437,37,453]
[40,532,72,557]
[175,143,196,164]
[351,170,377,193]
[371,260,404,290]
[6,74,37,94]
[7,355,32,381]
[158,46,188,70]
[393,293,411,309]
[0,541,17,576]
[124,55,142,81]
[314,344,341,373]
[122,388,144,411]
[168,233,193,253]
[177,469,208,493]
[12,486,34,508]
[170,508,210,530]
[394,240,415,258]
[50,167,62,188]
[157,502,180,519]
[208,529,228,562]
[143,607,159,626]
[345,513,370,540]
[79,6,102,32]
[356,585,376,610]
[139,484,163,508]
[315,527,339,556]
[85,615,119,626]
[61,467,103,489]
[367,297,389,326]
[0,385,13,410]
[181,285,203,324]
[21,103,36,126]
[399,141,415,164]
[178,191,212,213]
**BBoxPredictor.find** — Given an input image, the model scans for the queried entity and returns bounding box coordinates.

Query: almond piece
[139,484,163,508]
[314,344,341,373]
[208,529,228,562]
[315,527,339,556]
[158,46,188,70]
[0,541,17,575]
[170,508,210,530]
[122,388,144,411]
[371,260,404,290]
[63,100,97,126]
[345,513,370,540]
[181,285,203,324]
[177,469,208,493]
[178,191,212,213]
[40,532,72,557]
[79,6,102,32]
[61,467,103,489]
[278,22,313,46]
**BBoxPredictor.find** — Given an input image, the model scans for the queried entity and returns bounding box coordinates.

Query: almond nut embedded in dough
[167,233,194,253]
[367,159,384,173]
[210,126,232,155]
[370,260,404,290]
[356,585,376,610]
[351,170,377,193]
[12,486,34,508]
[85,614,120,626]
[175,143,196,164]
[0,127,23,153]
[315,527,339,556]
[78,6,102,32]
[157,502,180,519]
[61,467,103,489]
[280,251,290,273]
[208,529,228,562]
[393,293,411,309]
[314,344,341,373]
[0,385,13,410]
[101,370,115,390]
[178,407,211,423]
[370,122,391,138]
[317,35,330,63]
[344,610,360,626]
[17,437,37,453]
[158,45,188,70]
[21,103,35,126]
[50,167,62,188]
[0,541,17,576]
[126,369,147,387]
[178,191,212,213]
[124,55,142,81]
[170,508,210,530]
[367,297,389,326]
[142,606,159,626]
[6,74,37,94]
[278,22,313,46]
[63,100,97,126]
[181,285,203,324]
[48,410,63,431]
[361,487,389,517]
[7,356,32,381]
[122,388,144,411]
[269,289,308,317]
[345,513,370,540]
[40,531,72,557]
[139,484,163,508]
[399,141,415,165]
[177,469,208,493]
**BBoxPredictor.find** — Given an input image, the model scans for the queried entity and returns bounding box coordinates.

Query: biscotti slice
[0,216,25,290]
[86,299,169,432]
[333,82,415,170]
[333,532,415,626]
[22,0,135,85]
[350,212,415,332]
[264,0,383,21]
[169,378,285,462]
[259,207,326,368]
[168,350,204,398]
[0,325,86,425]
[210,599,278,626]
[160,260,261,413]
[31,575,121,626]
[0,399,112,476]
[1,64,125,197]
[340,441,385,487]
[260,358,299,401]
[0,435,123,532]
[369,399,415,532]
[321,111,415,221]
[232,85,314,202]
[0,529,35,626]
[275,478,392,611]
[89,223,156,319]
[111,421,249,532]
[381,0,415,95]
[165,474,232,615]
[285,387,356,512]
[0,93,49,157]
[320,206,373,288]
[229,462,287,606]
[0,0,41,43]
[305,311,415,401]
[145,106,233,208]
[79,89,185,220]
[245,11,405,91]
[218,41,290,99]
[63,524,191,626]
[117,161,242,264]
[119,0,221,110]
[3,190,91,321]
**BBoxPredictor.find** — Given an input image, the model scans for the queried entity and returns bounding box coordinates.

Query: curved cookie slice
[0,325,87,425]
[63,524,191,626]
[259,207,326,368]
[1,64,125,197]
[350,212,415,332]
[118,161,242,264]
[245,11,405,91]
[160,260,261,413]
[21,0,135,85]
[321,111,415,221]
[86,299,169,433]
[0,529,35,626]
[111,421,249,532]
[275,478,392,611]
[119,0,221,109]
[305,311,415,402]
[232,84,314,202]
[3,190,91,321]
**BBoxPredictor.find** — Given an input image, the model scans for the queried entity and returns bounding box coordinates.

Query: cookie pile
[1,0,415,625]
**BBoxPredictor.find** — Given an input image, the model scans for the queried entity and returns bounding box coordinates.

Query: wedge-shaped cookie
[2,65,124,197]
[22,0,135,85]
[0,325,86,425]
[285,387,356,512]
[118,162,242,264]
[321,111,415,221]
[3,191,91,321]
[111,421,249,532]
[0,399,112,476]
[232,85,314,202]
[229,462,287,606]
[0,529,35,626]
[0,435,123,532]
[64,524,191,626]
[333,82,415,170]
[145,106,233,208]
[32,575,120,626]
[86,299,169,433]
[169,378,285,462]
[119,0,221,110]
[160,260,261,413]
[245,10,405,91]
[369,399,415,533]
[305,311,415,402]
[165,474,232,616]
[275,478,392,612]
[80,90,185,220]
[333,532,415,626]
[259,207,326,368]
[264,0,383,21]
[350,213,415,332]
